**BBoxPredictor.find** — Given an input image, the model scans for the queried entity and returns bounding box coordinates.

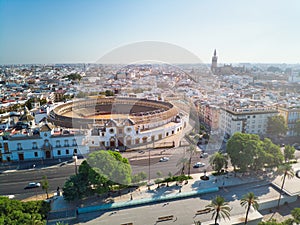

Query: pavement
[47,170,269,225]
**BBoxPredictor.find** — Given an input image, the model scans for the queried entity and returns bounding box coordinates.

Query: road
[76,181,271,225]
[0,147,212,200]
[0,165,75,200]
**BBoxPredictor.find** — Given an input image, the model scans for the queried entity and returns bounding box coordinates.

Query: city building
[219,106,278,137]
[278,106,300,136]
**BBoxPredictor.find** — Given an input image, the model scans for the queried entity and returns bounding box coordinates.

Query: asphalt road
[0,147,212,200]
[76,182,271,225]
[0,165,75,200]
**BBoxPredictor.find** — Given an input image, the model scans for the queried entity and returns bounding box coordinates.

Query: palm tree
[187,145,197,176]
[240,192,259,224]
[209,152,228,174]
[276,163,294,209]
[176,157,189,176]
[206,195,231,225]
[41,175,49,199]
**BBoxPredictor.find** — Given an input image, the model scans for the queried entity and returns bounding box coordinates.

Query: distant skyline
[1,0,300,64]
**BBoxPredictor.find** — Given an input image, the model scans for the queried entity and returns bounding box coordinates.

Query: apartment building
[219,106,278,137]
[278,106,300,136]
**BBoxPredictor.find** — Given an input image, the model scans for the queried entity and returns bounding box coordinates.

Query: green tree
[283,145,295,163]
[88,150,132,186]
[187,145,197,176]
[240,192,259,225]
[291,208,300,223]
[41,175,49,199]
[262,138,284,168]
[0,197,50,225]
[176,157,189,176]
[209,152,228,174]
[266,115,288,138]
[227,133,261,172]
[276,164,295,209]
[205,195,231,225]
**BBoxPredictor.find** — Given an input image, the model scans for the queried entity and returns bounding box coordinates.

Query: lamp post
[73,152,78,175]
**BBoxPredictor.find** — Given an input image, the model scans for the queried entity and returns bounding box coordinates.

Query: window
[66,149,69,154]
[57,150,61,155]
[151,136,155,142]
[0,143,2,148]
[118,128,123,134]
[17,143,22,150]
[166,132,169,136]
[34,152,38,157]
[32,142,37,149]
[4,143,9,152]
[56,140,61,147]
[109,128,114,134]
[64,140,69,147]
[72,139,77,146]
[74,149,77,154]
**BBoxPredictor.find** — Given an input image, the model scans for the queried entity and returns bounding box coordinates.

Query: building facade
[219,106,278,137]
[278,106,300,136]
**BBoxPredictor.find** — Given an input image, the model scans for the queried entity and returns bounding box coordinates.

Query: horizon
[1,0,300,64]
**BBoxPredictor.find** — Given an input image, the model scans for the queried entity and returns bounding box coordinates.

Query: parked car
[193,162,205,168]
[200,153,208,158]
[24,182,41,189]
[159,157,169,162]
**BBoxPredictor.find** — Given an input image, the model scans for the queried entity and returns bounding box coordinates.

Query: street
[0,146,212,200]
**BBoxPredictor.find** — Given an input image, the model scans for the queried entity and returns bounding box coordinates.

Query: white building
[219,106,278,137]
[0,123,88,163]
[87,115,188,150]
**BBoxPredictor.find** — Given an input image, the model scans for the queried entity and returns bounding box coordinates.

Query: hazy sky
[1,0,300,64]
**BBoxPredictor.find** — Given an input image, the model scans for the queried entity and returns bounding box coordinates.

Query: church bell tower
[211,49,218,74]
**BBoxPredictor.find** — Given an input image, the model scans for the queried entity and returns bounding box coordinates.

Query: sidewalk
[48,170,267,224]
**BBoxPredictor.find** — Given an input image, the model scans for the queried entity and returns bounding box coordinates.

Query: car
[159,157,169,162]
[200,153,208,158]
[24,182,41,189]
[193,162,205,168]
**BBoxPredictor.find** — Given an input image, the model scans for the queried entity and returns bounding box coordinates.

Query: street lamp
[73,152,78,175]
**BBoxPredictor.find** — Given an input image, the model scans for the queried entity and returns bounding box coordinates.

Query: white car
[24,182,41,189]
[159,157,169,162]
[193,162,205,168]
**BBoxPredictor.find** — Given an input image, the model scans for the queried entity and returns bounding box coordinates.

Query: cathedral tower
[211,49,218,74]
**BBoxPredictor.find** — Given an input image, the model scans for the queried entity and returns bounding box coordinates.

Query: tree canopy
[0,196,50,225]
[226,133,284,172]
[266,115,287,137]
[87,150,132,185]
[209,152,228,174]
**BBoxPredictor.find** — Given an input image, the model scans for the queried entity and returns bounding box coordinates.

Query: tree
[291,208,300,223]
[41,175,49,199]
[227,133,261,172]
[87,150,132,186]
[205,195,231,225]
[63,160,109,201]
[262,138,284,168]
[276,164,295,209]
[266,115,288,138]
[294,119,300,136]
[0,197,50,225]
[187,145,197,176]
[209,152,228,174]
[283,145,295,163]
[176,157,189,176]
[240,192,259,224]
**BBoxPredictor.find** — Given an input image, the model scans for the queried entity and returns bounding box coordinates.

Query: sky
[0,0,300,64]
